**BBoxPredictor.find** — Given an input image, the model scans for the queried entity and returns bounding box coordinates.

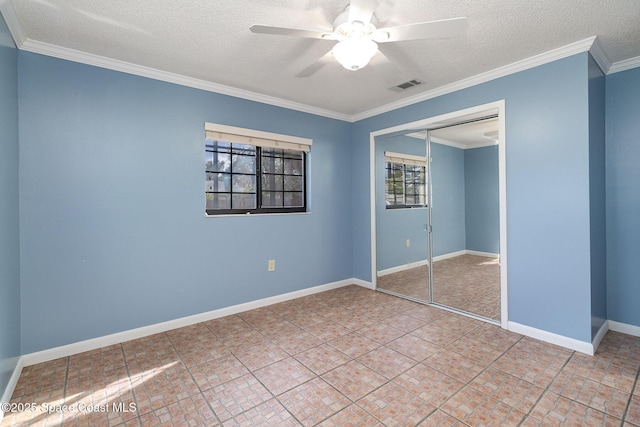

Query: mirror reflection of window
[384,152,427,209]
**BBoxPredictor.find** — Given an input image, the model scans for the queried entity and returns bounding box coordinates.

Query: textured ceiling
[431,118,499,149]
[4,0,640,119]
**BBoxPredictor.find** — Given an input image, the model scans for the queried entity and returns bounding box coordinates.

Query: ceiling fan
[250,0,467,77]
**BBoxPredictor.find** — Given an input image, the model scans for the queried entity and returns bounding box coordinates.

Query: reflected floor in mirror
[377,254,500,321]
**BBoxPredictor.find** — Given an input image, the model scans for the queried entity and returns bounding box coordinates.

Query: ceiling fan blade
[369,49,407,86]
[296,51,334,78]
[348,0,379,24]
[378,17,468,42]
[250,25,333,40]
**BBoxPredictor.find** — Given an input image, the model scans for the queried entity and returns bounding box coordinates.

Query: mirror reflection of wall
[429,137,500,258]
[430,126,500,320]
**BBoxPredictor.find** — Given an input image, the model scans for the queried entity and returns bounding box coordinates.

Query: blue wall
[465,145,500,254]
[0,14,21,397]
[606,66,640,329]
[18,53,353,353]
[353,53,594,342]
[588,55,607,338]
[431,143,466,256]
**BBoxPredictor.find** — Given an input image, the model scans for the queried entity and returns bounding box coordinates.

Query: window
[384,151,427,209]
[205,123,311,215]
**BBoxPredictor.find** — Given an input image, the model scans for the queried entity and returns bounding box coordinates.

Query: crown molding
[3,5,639,123]
[406,132,465,149]
[434,137,497,150]
[430,137,467,150]
[0,0,25,46]
[588,36,612,73]
[351,37,599,121]
[407,132,497,150]
[608,55,640,74]
[17,38,352,122]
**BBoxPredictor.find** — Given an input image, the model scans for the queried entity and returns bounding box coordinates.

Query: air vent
[389,79,423,92]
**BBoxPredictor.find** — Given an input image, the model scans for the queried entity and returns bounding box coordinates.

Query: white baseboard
[1,356,24,420]
[608,320,640,337]
[592,320,609,353]
[431,249,500,263]
[465,250,500,258]
[377,260,428,277]
[12,272,640,405]
[21,278,361,367]
[377,250,499,277]
[432,250,467,262]
[507,321,594,355]
[351,278,374,290]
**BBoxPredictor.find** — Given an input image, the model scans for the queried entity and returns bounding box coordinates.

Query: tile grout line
[284,306,402,425]
[164,331,224,426]
[435,328,525,425]
[513,345,634,426]
[326,310,513,425]
[375,322,486,425]
[285,318,396,425]
[207,316,323,425]
[315,319,501,425]
[204,311,319,425]
[119,343,144,427]
[620,362,640,426]
[311,328,434,424]
[514,348,576,427]
[59,356,70,426]
[263,305,438,425]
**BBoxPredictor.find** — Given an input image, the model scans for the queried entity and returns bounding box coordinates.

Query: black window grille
[206,140,306,215]
[385,162,426,209]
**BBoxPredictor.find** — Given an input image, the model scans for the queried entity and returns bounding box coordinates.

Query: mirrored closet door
[375,132,430,302]
[375,111,503,323]
[428,118,501,321]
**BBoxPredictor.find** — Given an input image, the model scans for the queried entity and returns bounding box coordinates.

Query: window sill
[385,206,428,210]
[205,211,312,218]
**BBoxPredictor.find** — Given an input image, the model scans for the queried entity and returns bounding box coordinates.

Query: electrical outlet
[268,260,276,272]
[406,239,411,248]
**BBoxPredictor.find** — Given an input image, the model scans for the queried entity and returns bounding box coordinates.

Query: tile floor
[2,285,640,426]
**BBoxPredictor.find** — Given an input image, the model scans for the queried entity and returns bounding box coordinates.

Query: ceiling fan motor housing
[332,9,377,40]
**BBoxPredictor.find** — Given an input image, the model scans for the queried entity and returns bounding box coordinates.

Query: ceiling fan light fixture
[332,36,378,71]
